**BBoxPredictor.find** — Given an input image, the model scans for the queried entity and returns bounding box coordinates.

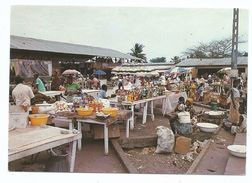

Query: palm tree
[130,43,147,61]
[171,56,181,64]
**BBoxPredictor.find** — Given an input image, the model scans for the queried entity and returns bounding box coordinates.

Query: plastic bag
[155,126,175,154]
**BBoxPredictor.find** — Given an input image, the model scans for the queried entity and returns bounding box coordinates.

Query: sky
[10,6,249,61]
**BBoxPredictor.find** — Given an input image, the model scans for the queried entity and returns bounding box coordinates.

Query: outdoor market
[8,8,248,175]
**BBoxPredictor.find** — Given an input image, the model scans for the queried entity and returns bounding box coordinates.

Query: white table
[82,89,99,98]
[76,119,114,155]
[52,114,127,155]
[110,95,167,129]
[39,91,64,97]
[8,125,82,172]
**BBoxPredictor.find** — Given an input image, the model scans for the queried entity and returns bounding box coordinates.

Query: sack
[155,126,175,154]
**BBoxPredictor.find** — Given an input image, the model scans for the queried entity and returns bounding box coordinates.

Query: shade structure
[62,69,81,75]
[217,67,232,74]
[164,67,188,75]
[95,70,106,75]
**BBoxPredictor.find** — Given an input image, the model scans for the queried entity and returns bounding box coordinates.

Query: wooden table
[8,125,82,172]
[110,95,167,128]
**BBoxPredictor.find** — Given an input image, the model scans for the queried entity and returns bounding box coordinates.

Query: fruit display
[53,101,72,113]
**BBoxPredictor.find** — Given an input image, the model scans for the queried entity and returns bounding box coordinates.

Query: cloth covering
[12,83,34,107]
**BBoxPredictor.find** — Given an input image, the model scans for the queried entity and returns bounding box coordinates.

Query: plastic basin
[102,107,119,117]
[76,107,94,116]
[29,114,49,126]
[196,122,218,133]
[227,145,246,158]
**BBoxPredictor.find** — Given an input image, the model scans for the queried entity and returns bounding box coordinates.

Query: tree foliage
[149,57,166,63]
[130,43,147,61]
[184,37,247,59]
[170,56,182,64]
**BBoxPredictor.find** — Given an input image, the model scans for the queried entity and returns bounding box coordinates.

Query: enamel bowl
[227,145,246,158]
[197,123,218,133]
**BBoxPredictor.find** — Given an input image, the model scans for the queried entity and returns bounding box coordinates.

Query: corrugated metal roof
[176,57,248,67]
[112,64,173,72]
[10,35,141,60]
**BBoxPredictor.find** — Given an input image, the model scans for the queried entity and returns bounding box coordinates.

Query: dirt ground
[117,106,213,174]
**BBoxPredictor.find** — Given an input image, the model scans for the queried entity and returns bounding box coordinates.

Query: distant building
[10,35,141,81]
[176,57,248,77]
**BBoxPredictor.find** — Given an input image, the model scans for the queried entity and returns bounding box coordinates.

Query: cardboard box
[92,124,120,139]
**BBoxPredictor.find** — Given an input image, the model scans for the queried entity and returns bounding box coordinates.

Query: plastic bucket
[211,102,218,111]
[177,112,191,124]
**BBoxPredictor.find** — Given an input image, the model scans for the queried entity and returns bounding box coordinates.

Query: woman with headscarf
[228,79,241,125]
[64,75,81,103]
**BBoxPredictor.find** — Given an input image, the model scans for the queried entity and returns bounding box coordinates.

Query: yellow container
[102,107,119,117]
[76,107,94,116]
[29,114,49,126]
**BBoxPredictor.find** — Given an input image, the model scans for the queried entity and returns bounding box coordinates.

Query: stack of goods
[88,99,103,112]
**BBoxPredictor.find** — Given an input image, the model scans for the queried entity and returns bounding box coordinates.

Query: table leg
[162,97,168,116]
[151,100,154,121]
[77,121,82,150]
[130,104,135,129]
[126,119,130,138]
[69,121,73,131]
[143,102,148,124]
[104,124,109,155]
[68,140,77,172]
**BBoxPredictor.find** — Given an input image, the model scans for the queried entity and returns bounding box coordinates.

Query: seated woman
[169,97,192,135]
[185,98,195,118]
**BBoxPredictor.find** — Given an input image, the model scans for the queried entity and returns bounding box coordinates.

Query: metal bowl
[227,145,246,158]
[196,123,218,133]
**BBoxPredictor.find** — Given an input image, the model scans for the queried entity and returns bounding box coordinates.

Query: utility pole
[230,8,239,78]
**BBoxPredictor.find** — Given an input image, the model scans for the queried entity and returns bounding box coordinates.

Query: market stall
[52,109,132,154]
[9,125,81,172]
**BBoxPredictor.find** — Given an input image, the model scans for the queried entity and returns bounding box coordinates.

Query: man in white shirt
[12,75,35,112]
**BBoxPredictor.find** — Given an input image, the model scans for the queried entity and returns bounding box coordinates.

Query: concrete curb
[111,139,138,173]
[186,122,222,174]
[186,140,212,174]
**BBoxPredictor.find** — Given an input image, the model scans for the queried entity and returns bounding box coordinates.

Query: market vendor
[51,71,62,90]
[188,80,197,101]
[228,78,241,125]
[196,82,205,102]
[64,75,82,102]
[31,89,56,105]
[12,75,35,112]
[98,84,109,99]
[169,96,192,135]
[185,98,195,118]
[33,73,46,92]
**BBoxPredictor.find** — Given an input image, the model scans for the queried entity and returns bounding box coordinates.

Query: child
[175,97,186,112]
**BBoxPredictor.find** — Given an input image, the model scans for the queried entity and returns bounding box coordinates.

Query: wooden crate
[92,124,120,139]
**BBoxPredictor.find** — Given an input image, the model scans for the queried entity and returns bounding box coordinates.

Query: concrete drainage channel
[110,134,214,174]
